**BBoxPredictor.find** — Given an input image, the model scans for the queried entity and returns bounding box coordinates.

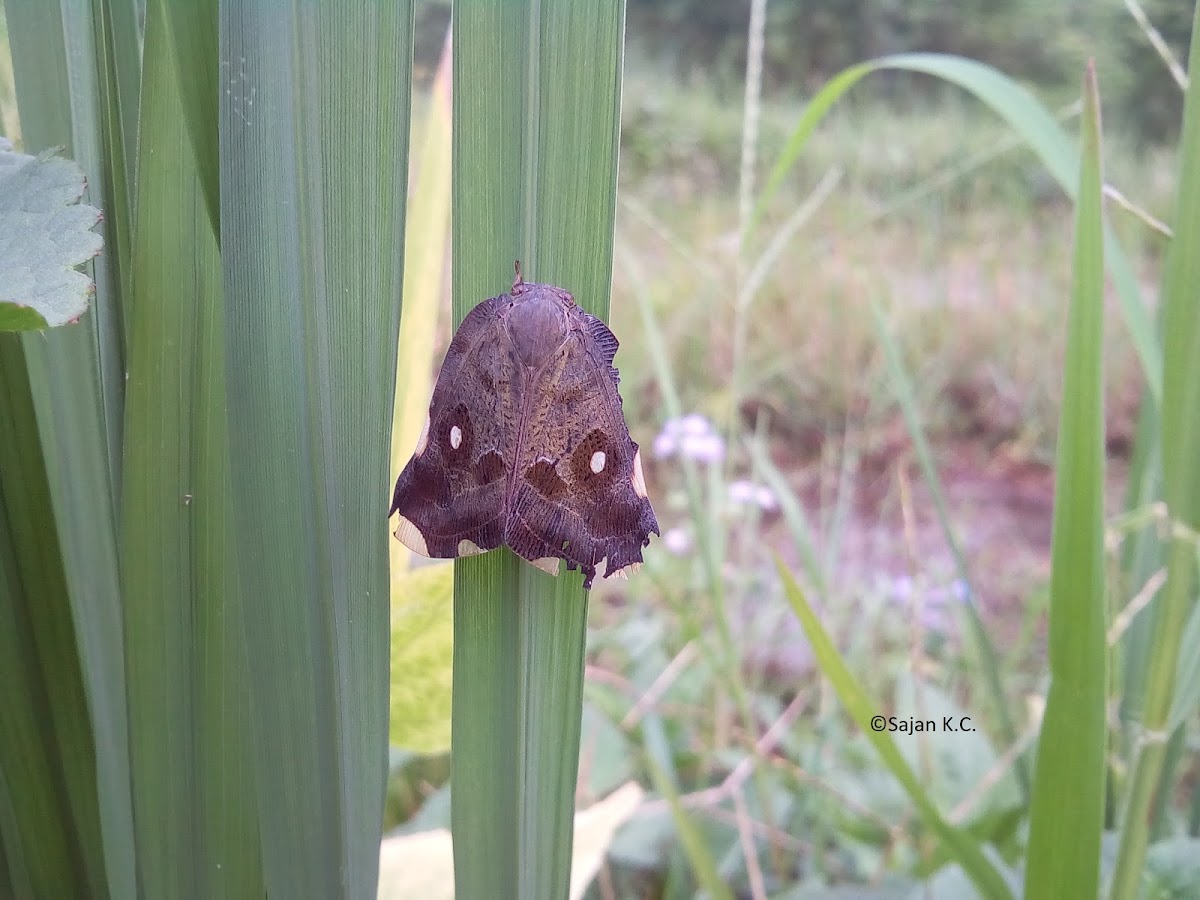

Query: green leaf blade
[0,342,110,900]
[160,0,219,236]
[1024,62,1107,900]
[450,1,626,897]
[120,5,261,897]
[2,3,137,895]
[0,304,49,330]
[219,4,414,897]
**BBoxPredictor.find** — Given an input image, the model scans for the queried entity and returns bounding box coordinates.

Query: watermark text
[869,715,976,734]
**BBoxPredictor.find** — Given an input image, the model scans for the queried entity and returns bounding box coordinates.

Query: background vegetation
[391,2,1200,898]
[3,0,1200,898]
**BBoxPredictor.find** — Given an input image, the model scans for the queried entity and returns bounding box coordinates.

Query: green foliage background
[417,0,1195,141]
[3,1,1200,898]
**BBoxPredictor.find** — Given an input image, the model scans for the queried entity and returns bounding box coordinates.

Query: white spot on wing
[414,414,431,455]
[449,424,463,449]
[530,556,560,576]
[590,450,606,474]
[457,539,486,557]
[394,515,430,557]
[631,448,648,498]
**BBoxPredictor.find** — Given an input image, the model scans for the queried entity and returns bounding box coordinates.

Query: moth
[389,263,659,589]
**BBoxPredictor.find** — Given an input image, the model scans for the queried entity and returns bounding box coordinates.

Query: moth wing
[390,296,518,558]
[505,312,659,588]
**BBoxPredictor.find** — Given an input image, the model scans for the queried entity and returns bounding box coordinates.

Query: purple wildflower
[653,414,725,464]
[727,480,779,510]
[663,527,692,555]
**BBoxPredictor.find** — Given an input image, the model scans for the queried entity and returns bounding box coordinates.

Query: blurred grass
[381,42,1185,897]
[1111,4,1200,896]
[591,38,1186,900]
[391,29,451,581]
[776,560,1014,898]
[0,13,18,140]
[385,44,1175,493]
[389,563,454,754]
[613,70,1164,461]
[388,27,453,758]
[870,298,1028,796]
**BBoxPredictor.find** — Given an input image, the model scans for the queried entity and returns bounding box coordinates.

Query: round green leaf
[0,142,102,330]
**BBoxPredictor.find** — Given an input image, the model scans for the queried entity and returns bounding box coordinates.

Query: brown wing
[505,311,659,588]
[389,295,521,558]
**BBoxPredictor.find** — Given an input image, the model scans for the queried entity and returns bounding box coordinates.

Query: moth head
[510,262,574,307]
[506,287,571,368]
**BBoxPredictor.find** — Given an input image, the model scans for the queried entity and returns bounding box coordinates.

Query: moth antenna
[513,260,523,289]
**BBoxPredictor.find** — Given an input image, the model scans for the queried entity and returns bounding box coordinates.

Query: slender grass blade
[753,53,1157,407]
[160,0,219,235]
[1024,62,1107,900]
[1111,6,1200,896]
[776,559,1013,899]
[0,346,109,899]
[870,300,1028,796]
[645,753,733,900]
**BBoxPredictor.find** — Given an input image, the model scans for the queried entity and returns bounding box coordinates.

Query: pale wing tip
[597,559,641,581]
[530,556,561,576]
[613,561,641,580]
[394,515,431,558]
[631,448,648,498]
[413,414,432,455]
